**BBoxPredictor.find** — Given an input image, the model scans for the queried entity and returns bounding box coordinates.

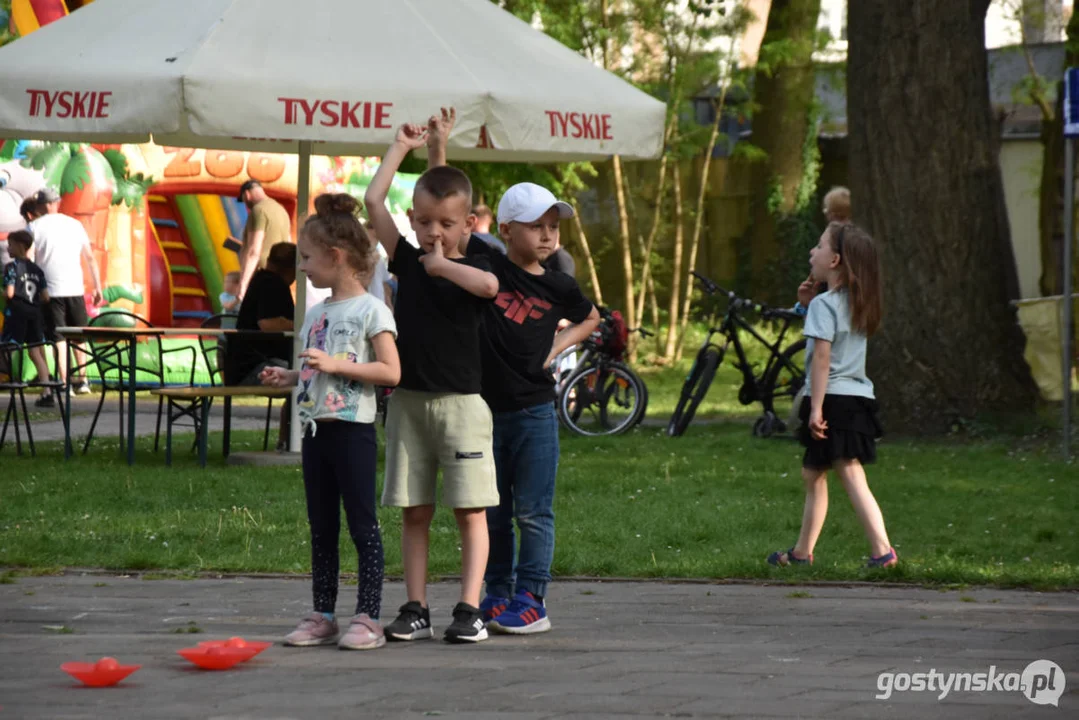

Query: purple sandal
[767,547,813,566]
[867,547,898,568]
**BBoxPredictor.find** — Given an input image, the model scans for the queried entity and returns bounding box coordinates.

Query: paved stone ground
[0,574,1076,719]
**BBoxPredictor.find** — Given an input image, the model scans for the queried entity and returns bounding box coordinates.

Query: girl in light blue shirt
[768,223,897,570]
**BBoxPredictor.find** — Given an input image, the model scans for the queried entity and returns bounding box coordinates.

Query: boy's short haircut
[472,203,493,220]
[224,271,241,283]
[7,230,33,250]
[416,166,473,203]
[19,199,37,224]
[823,186,851,221]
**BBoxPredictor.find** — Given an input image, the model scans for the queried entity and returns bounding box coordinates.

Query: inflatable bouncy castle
[0,1,418,384]
[0,141,416,331]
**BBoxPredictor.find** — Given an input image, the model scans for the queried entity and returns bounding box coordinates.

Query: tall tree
[848,0,1038,432]
[1037,6,1079,297]
[745,0,822,304]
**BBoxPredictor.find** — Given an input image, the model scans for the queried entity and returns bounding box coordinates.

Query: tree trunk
[634,149,670,337]
[746,0,822,304]
[570,211,604,306]
[664,161,686,361]
[848,0,1038,432]
[1038,8,1079,297]
[612,154,637,329]
[676,88,731,360]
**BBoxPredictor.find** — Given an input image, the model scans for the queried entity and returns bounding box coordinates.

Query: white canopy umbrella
[0,0,665,161]
[0,0,666,450]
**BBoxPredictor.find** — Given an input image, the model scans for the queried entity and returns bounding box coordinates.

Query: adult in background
[227,242,297,449]
[29,188,102,402]
[236,179,292,299]
[227,242,296,386]
[472,204,506,253]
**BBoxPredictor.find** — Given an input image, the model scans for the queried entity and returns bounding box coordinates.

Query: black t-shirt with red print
[466,236,594,412]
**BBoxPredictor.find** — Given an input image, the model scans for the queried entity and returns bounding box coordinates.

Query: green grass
[1,396,1077,588]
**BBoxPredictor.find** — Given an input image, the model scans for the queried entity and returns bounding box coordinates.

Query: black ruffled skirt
[798,394,883,470]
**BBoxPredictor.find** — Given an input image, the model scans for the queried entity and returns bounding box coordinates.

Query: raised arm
[364,124,428,261]
[426,106,456,170]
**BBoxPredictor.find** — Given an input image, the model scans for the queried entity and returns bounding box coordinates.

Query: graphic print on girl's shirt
[296,295,397,427]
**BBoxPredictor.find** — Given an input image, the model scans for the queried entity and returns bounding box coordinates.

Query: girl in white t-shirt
[261,194,399,650]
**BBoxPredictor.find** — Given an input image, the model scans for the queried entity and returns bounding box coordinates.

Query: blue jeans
[484,402,559,599]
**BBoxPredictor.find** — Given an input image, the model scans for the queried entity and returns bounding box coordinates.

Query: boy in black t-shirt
[2,231,53,399]
[465,183,600,635]
[365,113,500,644]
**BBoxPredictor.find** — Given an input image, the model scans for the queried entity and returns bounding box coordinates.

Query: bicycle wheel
[757,339,807,437]
[667,346,723,437]
[599,363,648,430]
[558,362,646,436]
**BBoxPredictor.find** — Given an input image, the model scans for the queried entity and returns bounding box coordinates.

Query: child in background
[220,271,242,314]
[767,222,896,569]
[260,193,400,650]
[2,231,52,391]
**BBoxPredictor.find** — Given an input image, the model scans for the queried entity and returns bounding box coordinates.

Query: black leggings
[301,421,383,618]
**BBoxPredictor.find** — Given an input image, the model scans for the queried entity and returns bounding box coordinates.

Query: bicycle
[554,307,650,437]
[667,271,806,438]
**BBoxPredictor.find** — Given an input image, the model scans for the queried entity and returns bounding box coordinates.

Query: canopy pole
[1064,139,1075,458]
[289,140,313,452]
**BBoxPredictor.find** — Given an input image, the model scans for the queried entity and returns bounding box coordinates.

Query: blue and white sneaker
[487,590,550,635]
[480,593,511,623]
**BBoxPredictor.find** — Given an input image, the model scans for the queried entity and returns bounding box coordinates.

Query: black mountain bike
[667,271,806,438]
[555,307,650,437]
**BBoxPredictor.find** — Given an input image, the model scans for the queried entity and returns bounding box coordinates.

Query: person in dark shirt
[541,244,575,278]
[2,231,53,399]
[466,182,600,635]
[226,242,296,385]
[365,112,501,645]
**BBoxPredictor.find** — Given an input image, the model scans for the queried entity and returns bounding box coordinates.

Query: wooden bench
[151,386,293,467]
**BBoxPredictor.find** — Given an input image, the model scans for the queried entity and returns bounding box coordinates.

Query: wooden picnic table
[55,326,293,465]
[151,386,294,467]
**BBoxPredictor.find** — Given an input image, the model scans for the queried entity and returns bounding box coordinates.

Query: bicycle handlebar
[691,271,801,322]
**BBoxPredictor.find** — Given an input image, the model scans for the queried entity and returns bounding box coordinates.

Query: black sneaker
[443,602,488,644]
[34,393,55,408]
[384,601,433,641]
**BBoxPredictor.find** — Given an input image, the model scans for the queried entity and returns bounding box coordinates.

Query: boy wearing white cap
[463,182,600,634]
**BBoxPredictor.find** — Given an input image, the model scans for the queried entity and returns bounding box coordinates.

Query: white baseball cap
[496,182,575,225]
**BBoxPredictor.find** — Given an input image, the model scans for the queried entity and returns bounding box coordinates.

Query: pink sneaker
[338,614,386,650]
[284,612,339,646]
